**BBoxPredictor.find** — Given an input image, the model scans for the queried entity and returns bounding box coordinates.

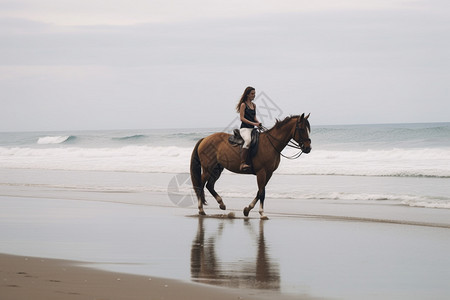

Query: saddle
[228,128,260,157]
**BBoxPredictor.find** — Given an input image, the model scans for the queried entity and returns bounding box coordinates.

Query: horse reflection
[191,217,280,290]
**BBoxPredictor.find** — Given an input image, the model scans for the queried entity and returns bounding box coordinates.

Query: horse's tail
[190,138,206,205]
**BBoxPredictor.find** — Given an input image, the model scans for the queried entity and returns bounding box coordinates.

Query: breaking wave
[37,136,76,145]
[112,134,148,141]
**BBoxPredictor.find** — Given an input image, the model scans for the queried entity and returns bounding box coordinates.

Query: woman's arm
[253,104,261,125]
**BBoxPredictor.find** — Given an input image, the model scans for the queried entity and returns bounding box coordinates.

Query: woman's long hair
[235,86,255,113]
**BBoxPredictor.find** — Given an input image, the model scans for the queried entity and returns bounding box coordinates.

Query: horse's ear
[305,113,310,120]
[299,113,305,122]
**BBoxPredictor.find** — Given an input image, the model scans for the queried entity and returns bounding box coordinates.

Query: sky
[0,0,449,131]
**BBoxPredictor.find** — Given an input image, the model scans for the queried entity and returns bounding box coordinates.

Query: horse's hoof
[199,211,206,216]
[243,207,249,217]
[260,215,269,220]
[219,203,226,210]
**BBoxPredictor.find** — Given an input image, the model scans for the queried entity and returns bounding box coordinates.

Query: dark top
[240,104,256,129]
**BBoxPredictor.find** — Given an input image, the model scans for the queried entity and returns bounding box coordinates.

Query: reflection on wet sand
[191,217,280,290]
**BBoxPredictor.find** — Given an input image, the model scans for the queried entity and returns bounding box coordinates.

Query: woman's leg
[239,128,252,171]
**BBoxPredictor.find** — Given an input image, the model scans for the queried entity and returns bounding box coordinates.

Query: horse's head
[294,113,311,154]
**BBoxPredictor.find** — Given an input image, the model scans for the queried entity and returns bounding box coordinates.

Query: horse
[190,113,311,219]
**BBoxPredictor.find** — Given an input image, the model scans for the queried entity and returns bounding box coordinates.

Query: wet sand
[1,253,308,300]
[1,192,450,299]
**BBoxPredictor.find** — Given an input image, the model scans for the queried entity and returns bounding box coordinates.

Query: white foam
[277,148,450,178]
[401,200,450,209]
[1,146,449,178]
[0,146,192,173]
[156,186,450,209]
[37,136,71,144]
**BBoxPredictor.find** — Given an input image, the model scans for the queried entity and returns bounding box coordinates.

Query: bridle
[261,119,311,160]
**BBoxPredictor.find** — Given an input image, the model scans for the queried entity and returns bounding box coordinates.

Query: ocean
[1,122,450,210]
[1,122,450,299]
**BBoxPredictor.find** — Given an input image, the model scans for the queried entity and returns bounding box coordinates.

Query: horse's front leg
[258,188,268,220]
[244,171,268,219]
[243,193,259,217]
[258,172,272,220]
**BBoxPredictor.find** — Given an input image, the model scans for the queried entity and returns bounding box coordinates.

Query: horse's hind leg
[197,185,207,216]
[196,171,210,215]
[206,164,226,210]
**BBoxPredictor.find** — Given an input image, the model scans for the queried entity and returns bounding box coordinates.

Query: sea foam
[1,146,449,178]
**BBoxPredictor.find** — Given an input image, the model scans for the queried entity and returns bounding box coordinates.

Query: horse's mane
[267,115,310,132]
[272,115,298,130]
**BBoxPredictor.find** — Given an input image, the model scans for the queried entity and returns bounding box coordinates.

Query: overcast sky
[1,0,449,131]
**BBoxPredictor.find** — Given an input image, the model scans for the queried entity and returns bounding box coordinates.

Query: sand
[1,191,450,300]
[1,253,311,300]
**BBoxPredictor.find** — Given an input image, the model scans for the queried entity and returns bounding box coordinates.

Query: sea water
[1,123,450,299]
[1,122,449,209]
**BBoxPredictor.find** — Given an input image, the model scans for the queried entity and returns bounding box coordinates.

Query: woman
[236,86,262,171]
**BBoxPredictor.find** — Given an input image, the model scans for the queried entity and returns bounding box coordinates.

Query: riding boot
[240,148,251,171]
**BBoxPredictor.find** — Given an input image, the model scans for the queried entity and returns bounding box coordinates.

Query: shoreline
[0,253,308,300]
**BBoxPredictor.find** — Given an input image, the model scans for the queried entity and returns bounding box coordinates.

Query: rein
[260,124,306,160]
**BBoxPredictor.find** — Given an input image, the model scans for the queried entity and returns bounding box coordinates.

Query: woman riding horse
[190,98,311,219]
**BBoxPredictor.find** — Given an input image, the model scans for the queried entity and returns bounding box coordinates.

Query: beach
[1,186,450,300]
[1,124,450,299]
[2,253,305,300]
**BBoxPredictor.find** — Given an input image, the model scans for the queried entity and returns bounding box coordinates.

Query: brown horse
[190,113,311,219]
